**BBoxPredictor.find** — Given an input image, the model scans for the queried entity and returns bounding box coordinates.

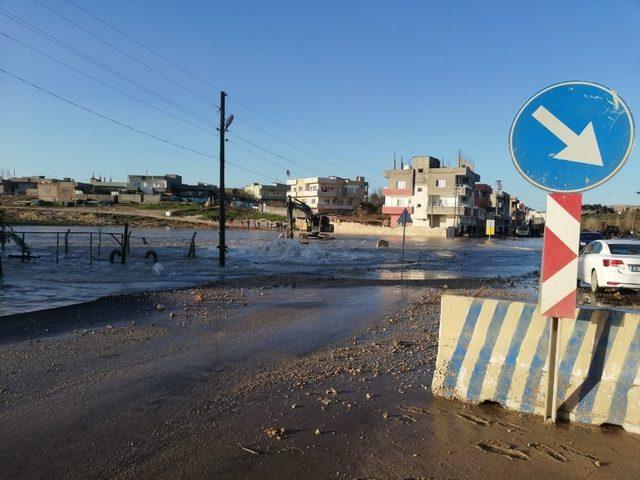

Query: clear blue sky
[0,0,638,209]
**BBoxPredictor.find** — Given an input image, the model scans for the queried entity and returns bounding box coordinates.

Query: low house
[37,180,77,204]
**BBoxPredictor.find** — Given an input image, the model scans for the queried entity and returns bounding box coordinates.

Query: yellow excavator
[286,196,334,239]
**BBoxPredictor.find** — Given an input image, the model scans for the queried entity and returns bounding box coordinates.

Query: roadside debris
[265,427,286,440]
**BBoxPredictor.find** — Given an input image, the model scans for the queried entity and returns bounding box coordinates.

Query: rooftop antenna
[400,156,404,169]
[393,153,396,170]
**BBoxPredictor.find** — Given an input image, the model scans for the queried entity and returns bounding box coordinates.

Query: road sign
[540,193,582,318]
[510,81,634,192]
[397,208,413,226]
[485,219,495,236]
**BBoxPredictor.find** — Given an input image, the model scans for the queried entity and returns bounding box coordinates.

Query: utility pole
[218,91,234,267]
[219,91,227,267]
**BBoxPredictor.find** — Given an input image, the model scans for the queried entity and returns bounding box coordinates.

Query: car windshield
[608,243,640,255]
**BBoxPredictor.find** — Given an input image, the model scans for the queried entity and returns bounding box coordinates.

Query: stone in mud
[156,304,166,311]
[376,239,389,248]
[265,427,286,439]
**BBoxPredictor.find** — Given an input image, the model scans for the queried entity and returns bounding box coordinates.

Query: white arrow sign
[532,105,603,166]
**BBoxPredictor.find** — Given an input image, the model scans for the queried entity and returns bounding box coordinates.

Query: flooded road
[0,226,542,316]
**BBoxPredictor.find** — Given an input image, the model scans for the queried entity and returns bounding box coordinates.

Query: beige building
[287,176,368,213]
[37,180,77,204]
[243,182,289,202]
[382,156,480,233]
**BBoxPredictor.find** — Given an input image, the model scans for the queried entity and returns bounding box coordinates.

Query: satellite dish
[225,114,234,129]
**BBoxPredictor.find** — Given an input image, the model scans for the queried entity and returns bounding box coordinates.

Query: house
[382,156,480,234]
[37,180,77,204]
[127,174,182,194]
[286,176,368,213]
[243,182,289,202]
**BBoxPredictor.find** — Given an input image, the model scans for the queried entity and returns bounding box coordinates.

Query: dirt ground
[1,275,639,480]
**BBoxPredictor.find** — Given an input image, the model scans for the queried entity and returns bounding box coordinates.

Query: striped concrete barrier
[432,294,640,433]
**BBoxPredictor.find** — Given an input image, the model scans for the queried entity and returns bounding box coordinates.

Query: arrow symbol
[532,105,603,166]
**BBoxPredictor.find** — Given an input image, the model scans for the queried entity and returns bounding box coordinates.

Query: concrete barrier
[432,294,640,433]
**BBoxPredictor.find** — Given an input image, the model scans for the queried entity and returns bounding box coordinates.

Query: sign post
[397,208,413,260]
[509,81,634,423]
[485,218,495,238]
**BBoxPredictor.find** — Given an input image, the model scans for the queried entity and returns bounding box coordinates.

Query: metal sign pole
[401,221,406,260]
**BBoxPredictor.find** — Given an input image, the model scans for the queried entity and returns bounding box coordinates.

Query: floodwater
[0,226,542,316]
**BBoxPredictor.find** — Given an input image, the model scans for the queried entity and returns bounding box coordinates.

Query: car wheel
[590,270,600,294]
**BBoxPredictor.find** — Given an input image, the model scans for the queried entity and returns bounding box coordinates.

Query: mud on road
[0,275,639,479]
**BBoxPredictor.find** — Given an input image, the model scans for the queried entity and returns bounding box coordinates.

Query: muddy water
[0,226,542,316]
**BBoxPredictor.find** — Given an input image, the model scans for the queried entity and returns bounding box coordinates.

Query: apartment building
[382,156,480,233]
[490,190,512,234]
[286,176,368,213]
[243,182,289,202]
[473,183,493,232]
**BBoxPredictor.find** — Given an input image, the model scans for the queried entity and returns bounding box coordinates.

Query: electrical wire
[0,31,214,135]
[0,8,213,126]
[31,0,218,108]
[0,66,278,182]
[61,0,375,178]
[227,139,306,180]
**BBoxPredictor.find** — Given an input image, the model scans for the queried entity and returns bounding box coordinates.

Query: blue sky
[0,0,638,210]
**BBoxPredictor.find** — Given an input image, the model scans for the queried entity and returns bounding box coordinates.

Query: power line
[0,66,277,182]
[228,132,327,178]
[0,29,327,182]
[227,139,306,180]
[0,31,214,135]
[63,0,224,92]
[31,0,218,108]
[61,0,376,178]
[0,8,213,126]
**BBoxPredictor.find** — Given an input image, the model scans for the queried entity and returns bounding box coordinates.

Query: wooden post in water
[89,232,93,265]
[188,231,197,258]
[21,233,26,262]
[56,233,59,263]
[64,229,70,254]
[121,223,128,265]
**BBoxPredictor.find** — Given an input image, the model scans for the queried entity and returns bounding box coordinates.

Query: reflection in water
[0,226,542,316]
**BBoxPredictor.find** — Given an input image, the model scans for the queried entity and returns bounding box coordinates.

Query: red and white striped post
[540,192,582,421]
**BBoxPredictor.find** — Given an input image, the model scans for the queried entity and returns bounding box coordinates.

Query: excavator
[286,195,334,239]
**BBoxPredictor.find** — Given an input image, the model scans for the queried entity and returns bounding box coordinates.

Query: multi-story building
[127,174,182,194]
[286,176,368,213]
[490,190,511,234]
[510,197,527,229]
[473,183,493,233]
[382,156,480,233]
[243,182,289,202]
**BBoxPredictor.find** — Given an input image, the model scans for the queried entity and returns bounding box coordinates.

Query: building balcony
[383,187,412,196]
[382,206,414,215]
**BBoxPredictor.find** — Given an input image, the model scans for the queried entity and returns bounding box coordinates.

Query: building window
[395,198,405,207]
[311,198,316,204]
[417,204,422,208]
[436,179,446,188]
[418,168,424,173]
[396,180,406,189]
[417,187,422,192]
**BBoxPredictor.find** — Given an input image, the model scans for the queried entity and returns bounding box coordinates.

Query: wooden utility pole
[219,91,227,267]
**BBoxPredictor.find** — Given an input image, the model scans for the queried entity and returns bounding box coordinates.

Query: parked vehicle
[579,230,603,249]
[515,226,530,237]
[578,239,640,293]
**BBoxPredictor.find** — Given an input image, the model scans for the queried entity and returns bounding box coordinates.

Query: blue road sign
[397,208,413,226]
[509,81,634,192]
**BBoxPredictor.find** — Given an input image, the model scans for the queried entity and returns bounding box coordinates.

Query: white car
[578,239,640,293]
